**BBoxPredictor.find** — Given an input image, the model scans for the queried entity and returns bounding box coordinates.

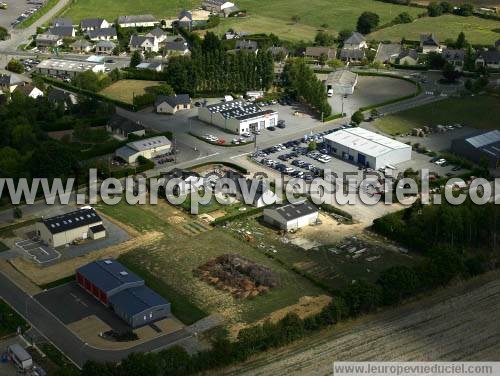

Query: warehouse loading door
[357,153,366,165]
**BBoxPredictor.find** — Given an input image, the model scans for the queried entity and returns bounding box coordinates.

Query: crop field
[213,0,424,41]
[226,272,500,375]
[95,200,326,328]
[61,0,198,23]
[375,95,500,135]
[98,80,162,104]
[369,14,500,45]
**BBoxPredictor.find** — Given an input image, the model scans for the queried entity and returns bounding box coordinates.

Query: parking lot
[35,282,129,332]
[15,237,61,264]
[0,0,43,29]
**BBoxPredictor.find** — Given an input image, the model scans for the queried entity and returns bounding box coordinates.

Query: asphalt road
[0,270,193,367]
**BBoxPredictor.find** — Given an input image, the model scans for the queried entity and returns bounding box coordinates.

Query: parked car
[268,126,276,131]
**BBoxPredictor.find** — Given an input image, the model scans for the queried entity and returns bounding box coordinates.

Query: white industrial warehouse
[325,70,358,95]
[115,135,172,163]
[198,100,278,135]
[324,127,411,169]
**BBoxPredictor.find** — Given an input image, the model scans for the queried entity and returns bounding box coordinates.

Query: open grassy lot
[375,95,500,135]
[369,14,500,45]
[98,80,162,104]
[212,0,424,41]
[61,0,198,22]
[95,200,326,327]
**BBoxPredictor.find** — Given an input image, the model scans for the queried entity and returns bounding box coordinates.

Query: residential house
[0,74,25,93]
[129,35,159,53]
[222,171,276,208]
[325,70,358,95]
[305,46,336,60]
[442,48,465,70]
[235,40,258,54]
[374,43,402,64]
[117,15,158,28]
[161,168,204,196]
[146,27,167,43]
[96,40,116,54]
[202,0,236,13]
[136,61,164,72]
[164,36,189,56]
[47,87,77,109]
[398,49,419,66]
[340,48,365,62]
[475,50,500,69]
[106,113,146,139]
[53,18,72,27]
[13,84,44,99]
[177,10,193,29]
[155,94,191,114]
[80,18,111,31]
[48,25,75,38]
[224,31,249,40]
[87,28,117,41]
[268,46,289,60]
[35,33,62,48]
[263,200,319,231]
[420,33,441,54]
[343,32,367,50]
[71,39,93,53]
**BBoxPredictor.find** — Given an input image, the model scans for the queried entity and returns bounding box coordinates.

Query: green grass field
[95,201,325,326]
[369,14,500,45]
[213,0,424,41]
[375,95,500,135]
[99,80,162,104]
[62,0,198,22]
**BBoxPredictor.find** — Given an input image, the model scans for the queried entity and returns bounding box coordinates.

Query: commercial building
[115,135,172,163]
[117,15,158,28]
[35,207,106,248]
[451,130,500,169]
[325,70,358,95]
[263,201,319,231]
[324,127,412,169]
[198,100,278,135]
[76,259,171,328]
[35,58,105,78]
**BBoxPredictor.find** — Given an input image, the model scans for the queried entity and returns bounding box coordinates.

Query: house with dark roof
[53,18,72,27]
[36,33,63,48]
[76,259,171,328]
[80,18,111,31]
[420,33,441,54]
[442,48,465,70]
[35,207,105,247]
[305,46,336,60]
[96,40,116,54]
[0,74,26,93]
[13,84,44,99]
[146,27,167,43]
[129,35,159,53]
[106,113,146,138]
[340,48,365,62]
[222,171,276,207]
[263,200,319,231]
[164,36,190,55]
[86,27,117,41]
[268,46,289,60]
[374,43,402,64]
[235,40,258,54]
[161,168,204,196]
[71,39,93,53]
[452,130,500,169]
[343,32,367,50]
[475,50,500,69]
[155,94,191,114]
[177,10,193,29]
[398,49,419,65]
[47,87,77,109]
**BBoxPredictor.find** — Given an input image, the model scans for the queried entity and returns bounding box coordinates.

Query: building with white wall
[324,127,412,169]
[35,58,105,78]
[198,100,278,135]
[115,136,172,163]
[325,70,358,95]
[263,201,319,231]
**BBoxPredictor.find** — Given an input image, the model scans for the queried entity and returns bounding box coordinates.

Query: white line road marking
[38,246,48,255]
[230,152,252,159]
[195,152,219,160]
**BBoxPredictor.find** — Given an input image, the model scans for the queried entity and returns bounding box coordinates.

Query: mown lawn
[369,14,500,45]
[61,0,198,22]
[375,95,500,135]
[99,80,162,104]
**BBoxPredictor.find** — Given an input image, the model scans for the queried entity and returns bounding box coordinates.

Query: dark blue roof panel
[77,260,142,293]
[109,285,170,316]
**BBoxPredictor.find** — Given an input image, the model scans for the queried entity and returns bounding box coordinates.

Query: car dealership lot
[0,1,42,29]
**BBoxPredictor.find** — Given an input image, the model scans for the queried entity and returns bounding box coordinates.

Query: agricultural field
[375,95,500,135]
[98,80,162,104]
[213,0,424,41]
[369,14,500,45]
[61,0,199,23]
[94,200,326,329]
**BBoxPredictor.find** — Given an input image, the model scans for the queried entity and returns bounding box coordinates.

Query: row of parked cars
[10,4,42,27]
[21,58,41,72]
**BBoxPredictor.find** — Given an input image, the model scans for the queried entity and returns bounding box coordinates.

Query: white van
[327,88,334,97]
[8,344,33,370]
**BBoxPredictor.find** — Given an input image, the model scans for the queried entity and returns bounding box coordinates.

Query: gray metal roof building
[263,201,319,231]
[76,260,171,328]
[451,130,500,169]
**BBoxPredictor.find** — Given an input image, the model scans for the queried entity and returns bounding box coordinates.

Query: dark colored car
[268,126,276,131]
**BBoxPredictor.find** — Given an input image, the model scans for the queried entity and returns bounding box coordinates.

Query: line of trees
[165,32,274,95]
[282,59,332,118]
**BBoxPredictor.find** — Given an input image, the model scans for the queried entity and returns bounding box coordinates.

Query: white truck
[7,344,33,370]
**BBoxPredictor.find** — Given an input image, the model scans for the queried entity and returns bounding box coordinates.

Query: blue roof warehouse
[76,259,171,328]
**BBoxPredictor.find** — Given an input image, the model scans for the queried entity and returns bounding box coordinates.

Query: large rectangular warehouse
[324,127,411,169]
[76,259,171,328]
[35,207,106,248]
[198,100,278,135]
[451,130,500,169]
